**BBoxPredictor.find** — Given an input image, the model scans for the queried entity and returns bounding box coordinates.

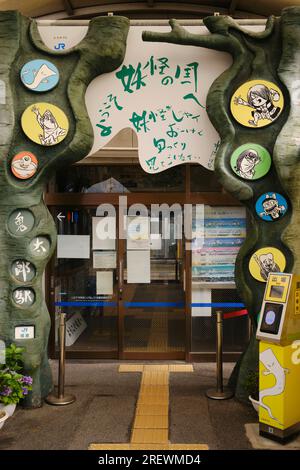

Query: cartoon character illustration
[234,84,281,126]
[11,154,37,179]
[259,193,286,220]
[234,148,261,179]
[21,63,57,91]
[254,252,280,281]
[31,106,66,145]
[249,348,289,422]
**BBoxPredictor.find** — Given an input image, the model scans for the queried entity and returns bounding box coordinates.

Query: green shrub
[0,344,32,406]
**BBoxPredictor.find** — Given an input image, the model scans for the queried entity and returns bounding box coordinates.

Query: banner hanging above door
[38,25,238,173]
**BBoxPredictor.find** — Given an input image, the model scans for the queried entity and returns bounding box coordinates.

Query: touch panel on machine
[265,274,290,303]
[269,284,285,299]
[260,302,283,335]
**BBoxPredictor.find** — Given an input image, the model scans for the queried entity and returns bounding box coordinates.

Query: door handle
[119,259,123,299]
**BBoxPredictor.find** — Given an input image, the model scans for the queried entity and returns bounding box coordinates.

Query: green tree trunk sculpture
[0,11,129,407]
[143,7,299,402]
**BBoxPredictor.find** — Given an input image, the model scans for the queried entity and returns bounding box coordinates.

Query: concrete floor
[0,361,257,450]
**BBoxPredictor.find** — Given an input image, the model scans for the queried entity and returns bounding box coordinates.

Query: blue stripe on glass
[190,303,245,308]
[55,301,117,307]
[124,301,185,308]
[55,301,244,308]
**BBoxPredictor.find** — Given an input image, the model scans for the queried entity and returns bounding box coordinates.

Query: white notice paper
[93,217,116,250]
[65,312,87,347]
[191,286,211,317]
[127,250,150,283]
[96,271,113,295]
[93,251,116,269]
[57,235,90,259]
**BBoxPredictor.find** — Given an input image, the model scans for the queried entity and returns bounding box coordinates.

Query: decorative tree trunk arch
[0,11,129,407]
[1,6,299,408]
[143,6,300,401]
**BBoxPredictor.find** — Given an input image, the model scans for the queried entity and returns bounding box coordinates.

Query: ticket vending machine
[255,273,300,442]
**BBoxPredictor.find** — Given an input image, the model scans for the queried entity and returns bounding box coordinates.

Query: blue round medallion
[20,59,59,92]
[255,192,288,221]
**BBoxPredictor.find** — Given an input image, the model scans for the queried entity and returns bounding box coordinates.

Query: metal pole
[206,310,233,400]
[45,313,76,406]
[216,310,223,393]
[58,313,66,398]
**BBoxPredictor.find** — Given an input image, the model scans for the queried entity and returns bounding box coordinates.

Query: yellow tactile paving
[141,372,169,386]
[138,394,169,403]
[138,390,169,397]
[138,394,169,402]
[131,429,169,444]
[137,394,168,405]
[89,363,208,451]
[147,315,169,352]
[139,384,169,394]
[89,443,209,450]
[143,364,169,372]
[118,364,194,373]
[136,404,168,416]
[133,414,168,429]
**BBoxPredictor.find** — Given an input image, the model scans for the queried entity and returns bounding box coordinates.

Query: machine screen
[260,302,283,335]
[269,285,285,299]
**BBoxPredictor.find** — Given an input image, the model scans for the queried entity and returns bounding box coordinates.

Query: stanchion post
[248,314,252,342]
[206,310,233,400]
[45,313,76,406]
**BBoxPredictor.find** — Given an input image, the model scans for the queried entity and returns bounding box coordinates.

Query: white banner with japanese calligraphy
[38,24,264,174]
[86,26,230,173]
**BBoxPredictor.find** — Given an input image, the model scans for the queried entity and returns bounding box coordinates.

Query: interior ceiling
[0,0,299,20]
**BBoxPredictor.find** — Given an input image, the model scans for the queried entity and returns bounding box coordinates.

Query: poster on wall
[192,206,246,284]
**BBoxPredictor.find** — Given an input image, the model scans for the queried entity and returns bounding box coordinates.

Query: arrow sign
[57,212,65,222]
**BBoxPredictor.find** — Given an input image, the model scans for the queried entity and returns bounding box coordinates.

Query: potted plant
[0,344,33,416]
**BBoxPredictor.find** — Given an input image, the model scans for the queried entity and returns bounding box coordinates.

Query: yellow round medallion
[230,80,284,128]
[249,247,286,283]
[21,102,69,146]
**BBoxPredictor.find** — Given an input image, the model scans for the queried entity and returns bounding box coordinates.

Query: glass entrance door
[49,206,119,358]
[46,163,250,361]
[49,203,187,359]
[119,209,187,359]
